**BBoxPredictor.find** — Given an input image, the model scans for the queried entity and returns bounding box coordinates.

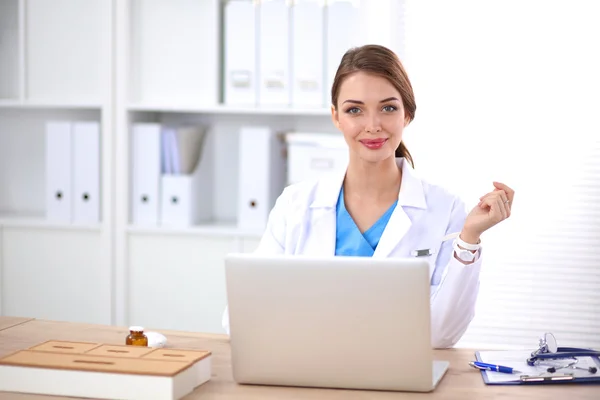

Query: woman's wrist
[458,230,481,247]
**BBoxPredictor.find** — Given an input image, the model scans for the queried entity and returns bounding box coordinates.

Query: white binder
[258,0,291,106]
[292,0,325,108]
[132,123,162,226]
[72,122,100,224]
[325,0,361,104]
[224,0,258,106]
[237,127,286,231]
[45,121,73,222]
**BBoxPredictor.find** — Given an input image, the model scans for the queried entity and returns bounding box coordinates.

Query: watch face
[459,250,475,261]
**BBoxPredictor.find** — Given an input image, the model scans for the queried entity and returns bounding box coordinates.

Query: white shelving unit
[1,0,399,334]
[0,0,113,325]
[112,0,347,334]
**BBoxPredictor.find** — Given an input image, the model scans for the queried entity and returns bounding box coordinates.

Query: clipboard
[474,350,600,385]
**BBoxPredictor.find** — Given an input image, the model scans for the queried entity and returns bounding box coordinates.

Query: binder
[72,122,100,224]
[291,0,325,108]
[237,127,286,231]
[325,0,361,104]
[258,0,291,106]
[45,121,73,222]
[224,0,258,106]
[474,350,600,385]
[132,123,162,226]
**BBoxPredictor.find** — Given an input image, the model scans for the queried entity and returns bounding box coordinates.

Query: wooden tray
[0,339,212,400]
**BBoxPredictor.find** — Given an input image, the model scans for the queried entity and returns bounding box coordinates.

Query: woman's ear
[331,105,341,130]
[404,115,411,127]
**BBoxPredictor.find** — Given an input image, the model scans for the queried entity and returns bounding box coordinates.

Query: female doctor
[223,44,515,348]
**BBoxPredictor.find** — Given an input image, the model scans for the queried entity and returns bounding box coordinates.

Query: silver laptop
[224,253,449,392]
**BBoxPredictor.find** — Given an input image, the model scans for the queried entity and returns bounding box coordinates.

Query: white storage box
[285,132,349,185]
[0,340,212,400]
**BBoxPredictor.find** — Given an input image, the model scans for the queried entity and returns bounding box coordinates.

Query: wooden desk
[0,316,33,332]
[0,317,597,399]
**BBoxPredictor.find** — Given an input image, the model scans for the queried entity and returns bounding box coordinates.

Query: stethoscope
[526,333,600,374]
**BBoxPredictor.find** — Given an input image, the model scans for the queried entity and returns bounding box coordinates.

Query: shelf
[126,222,264,239]
[0,212,102,231]
[127,103,331,117]
[0,100,103,110]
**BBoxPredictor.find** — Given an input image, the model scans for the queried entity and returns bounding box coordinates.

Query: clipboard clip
[520,373,575,382]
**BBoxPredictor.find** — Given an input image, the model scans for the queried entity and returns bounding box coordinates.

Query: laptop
[224,253,450,392]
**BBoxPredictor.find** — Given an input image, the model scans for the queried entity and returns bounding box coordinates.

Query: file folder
[72,122,100,224]
[132,123,162,226]
[291,0,325,108]
[258,0,291,106]
[224,0,258,106]
[45,121,73,222]
[159,126,213,227]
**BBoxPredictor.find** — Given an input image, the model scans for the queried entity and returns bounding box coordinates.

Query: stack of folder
[223,0,363,108]
[45,121,100,224]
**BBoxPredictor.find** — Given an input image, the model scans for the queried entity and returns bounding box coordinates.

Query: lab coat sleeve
[429,197,482,349]
[222,188,292,334]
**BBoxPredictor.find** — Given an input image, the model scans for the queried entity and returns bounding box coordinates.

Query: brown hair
[331,44,416,168]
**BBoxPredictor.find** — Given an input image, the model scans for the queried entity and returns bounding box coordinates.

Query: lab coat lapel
[301,170,346,256]
[373,158,428,258]
[372,206,412,258]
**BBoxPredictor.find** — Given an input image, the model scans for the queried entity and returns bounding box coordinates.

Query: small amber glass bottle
[126,326,148,346]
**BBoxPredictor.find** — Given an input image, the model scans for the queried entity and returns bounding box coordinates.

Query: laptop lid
[224,253,438,392]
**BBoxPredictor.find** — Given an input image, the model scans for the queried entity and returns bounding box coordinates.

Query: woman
[224,44,514,348]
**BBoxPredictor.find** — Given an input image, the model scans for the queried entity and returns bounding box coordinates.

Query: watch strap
[455,235,481,251]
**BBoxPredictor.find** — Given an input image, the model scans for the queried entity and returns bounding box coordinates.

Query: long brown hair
[331,45,416,168]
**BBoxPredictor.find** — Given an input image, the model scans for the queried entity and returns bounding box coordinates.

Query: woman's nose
[365,115,382,133]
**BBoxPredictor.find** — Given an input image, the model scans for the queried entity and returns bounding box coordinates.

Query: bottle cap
[129,326,144,332]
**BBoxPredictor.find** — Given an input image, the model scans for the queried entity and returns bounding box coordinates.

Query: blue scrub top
[335,187,398,257]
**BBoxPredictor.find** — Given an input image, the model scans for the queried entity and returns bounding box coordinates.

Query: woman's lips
[359,138,387,150]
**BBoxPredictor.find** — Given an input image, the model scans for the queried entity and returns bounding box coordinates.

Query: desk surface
[0,316,34,332]
[0,317,597,400]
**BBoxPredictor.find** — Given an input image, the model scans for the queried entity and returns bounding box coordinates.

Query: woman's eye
[382,105,397,112]
[346,107,361,114]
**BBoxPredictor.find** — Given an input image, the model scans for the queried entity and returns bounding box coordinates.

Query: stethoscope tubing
[527,347,600,366]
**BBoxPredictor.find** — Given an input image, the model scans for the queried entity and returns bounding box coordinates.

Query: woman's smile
[359,138,388,150]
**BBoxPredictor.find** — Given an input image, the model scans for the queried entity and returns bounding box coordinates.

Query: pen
[469,361,521,374]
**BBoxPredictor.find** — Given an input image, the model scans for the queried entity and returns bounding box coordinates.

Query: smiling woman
[223,44,515,349]
[331,44,416,168]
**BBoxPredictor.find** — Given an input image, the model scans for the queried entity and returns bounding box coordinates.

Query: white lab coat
[223,157,482,348]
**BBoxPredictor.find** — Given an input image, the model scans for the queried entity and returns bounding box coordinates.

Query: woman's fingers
[480,194,508,223]
[493,181,515,203]
[478,190,511,217]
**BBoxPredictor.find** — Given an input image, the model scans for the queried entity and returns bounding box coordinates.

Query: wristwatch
[453,236,480,262]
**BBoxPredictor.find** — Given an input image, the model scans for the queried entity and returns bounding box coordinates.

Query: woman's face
[332,72,409,164]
